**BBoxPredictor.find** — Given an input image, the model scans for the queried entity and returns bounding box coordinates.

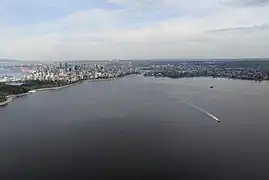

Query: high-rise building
[64,63,68,73]
[74,65,79,71]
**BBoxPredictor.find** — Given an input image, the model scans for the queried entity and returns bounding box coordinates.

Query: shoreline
[0,98,12,106]
[34,83,76,92]
[32,78,113,92]
[1,74,265,106]
[0,76,124,106]
[0,82,80,106]
[144,75,267,82]
[0,92,31,106]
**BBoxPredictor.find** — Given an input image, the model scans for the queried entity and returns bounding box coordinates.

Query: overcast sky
[1,0,269,61]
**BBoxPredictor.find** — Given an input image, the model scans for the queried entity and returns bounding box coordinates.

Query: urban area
[1,59,269,104]
[0,60,138,104]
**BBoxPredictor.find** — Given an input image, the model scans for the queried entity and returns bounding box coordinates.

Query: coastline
[144,75,268,82]
[0,82,78,106]
[0,98,12,106]
[34,83,75,91]
[0,92,30,106]
[0,74,138,106]
[0,77,119,106]
[33,78,117,91]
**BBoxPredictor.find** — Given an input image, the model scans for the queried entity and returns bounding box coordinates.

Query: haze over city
[1,0,269,61]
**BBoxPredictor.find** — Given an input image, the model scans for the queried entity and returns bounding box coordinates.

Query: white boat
[29,90,36,93]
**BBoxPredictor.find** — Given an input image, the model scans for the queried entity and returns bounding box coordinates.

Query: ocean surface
[1,75,269,180]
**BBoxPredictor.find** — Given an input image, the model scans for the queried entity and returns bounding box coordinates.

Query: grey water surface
[1,75,269,180]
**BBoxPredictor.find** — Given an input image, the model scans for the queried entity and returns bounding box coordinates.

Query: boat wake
[157,88,221,122]
[175,94,221,122]
[185,101,220,122]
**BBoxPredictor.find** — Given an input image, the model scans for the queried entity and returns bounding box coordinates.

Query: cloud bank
[0,0,269,60]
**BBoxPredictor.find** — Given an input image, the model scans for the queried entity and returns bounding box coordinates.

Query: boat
[29,90,36,93]
[210,85,214,88]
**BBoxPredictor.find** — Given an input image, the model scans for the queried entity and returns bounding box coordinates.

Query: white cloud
[1,0,269,60]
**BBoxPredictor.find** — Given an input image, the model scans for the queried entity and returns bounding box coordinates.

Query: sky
[1,0,269,61]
